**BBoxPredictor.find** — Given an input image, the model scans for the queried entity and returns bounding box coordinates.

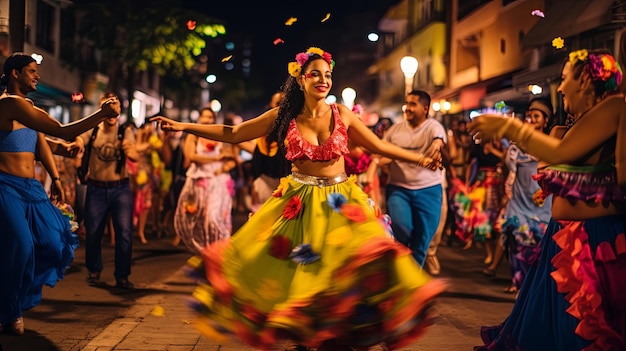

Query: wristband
[52,177,61,182]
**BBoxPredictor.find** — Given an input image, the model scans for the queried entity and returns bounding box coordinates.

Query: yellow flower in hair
[288,61,301,77]
[306,47,325,56]
[569,49,588,65]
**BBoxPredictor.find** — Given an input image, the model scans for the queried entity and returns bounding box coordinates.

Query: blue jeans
[84,182,133,281]
[386,184,442,266]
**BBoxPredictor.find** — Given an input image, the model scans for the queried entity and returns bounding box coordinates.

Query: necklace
[303,104,331,118]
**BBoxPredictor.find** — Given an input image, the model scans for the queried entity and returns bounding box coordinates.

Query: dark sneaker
[115,279,134,289]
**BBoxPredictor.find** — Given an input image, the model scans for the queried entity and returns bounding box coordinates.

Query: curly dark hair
[267,54,326,149]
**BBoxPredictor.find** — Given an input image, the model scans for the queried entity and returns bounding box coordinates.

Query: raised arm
[152,108,278,144]
[340,104,439,170]
[5,97,120,141]
[469,95,625,165]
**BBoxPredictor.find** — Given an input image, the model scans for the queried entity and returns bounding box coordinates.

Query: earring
[299,85,303,91]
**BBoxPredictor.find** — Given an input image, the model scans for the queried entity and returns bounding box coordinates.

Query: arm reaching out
[151,109,277,144]
[6,97,121,141]
[468,95,625,165]
[340,105,441,170]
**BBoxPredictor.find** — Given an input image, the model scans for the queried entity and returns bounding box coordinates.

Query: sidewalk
[80,242,514,351]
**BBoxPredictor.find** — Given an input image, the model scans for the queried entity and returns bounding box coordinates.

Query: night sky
[180,0,400,114]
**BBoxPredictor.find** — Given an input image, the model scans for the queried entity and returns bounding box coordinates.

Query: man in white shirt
[372,90,446,267]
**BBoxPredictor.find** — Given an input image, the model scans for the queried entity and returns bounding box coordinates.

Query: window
[36,0,56,53]
[59,6,75,61]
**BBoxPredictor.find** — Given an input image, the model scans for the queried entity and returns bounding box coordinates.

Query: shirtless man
[76,92,138,289]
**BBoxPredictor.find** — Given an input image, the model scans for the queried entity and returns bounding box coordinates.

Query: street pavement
[0,213,516,351]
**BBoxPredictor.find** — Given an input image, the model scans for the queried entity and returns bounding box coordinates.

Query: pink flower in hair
[322,52,333,65]
[295,53,310,66]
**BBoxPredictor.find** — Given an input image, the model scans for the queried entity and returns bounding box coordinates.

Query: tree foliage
[73,0,225,80]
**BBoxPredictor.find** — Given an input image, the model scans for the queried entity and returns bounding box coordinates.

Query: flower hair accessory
[568,49,623,91]
[288,47,335,77]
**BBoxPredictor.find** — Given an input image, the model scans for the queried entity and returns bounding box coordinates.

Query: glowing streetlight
[341,87,356,110]
[210,99,222,113]
[400,56,418,95]
[442,100,451,112]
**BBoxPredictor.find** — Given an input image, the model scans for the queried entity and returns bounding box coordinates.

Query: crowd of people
[1,39,625,351]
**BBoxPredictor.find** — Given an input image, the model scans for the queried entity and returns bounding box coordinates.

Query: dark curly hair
[267,53,326,149]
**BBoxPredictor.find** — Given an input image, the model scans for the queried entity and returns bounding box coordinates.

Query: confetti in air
[273,38,285,45]
[151,306,165,317]
[186,20,196,30]
[531,9,545,17]
[321,13,331,22]
[221,55,233,62]
[285,17,298,26]
[552,37,565,49]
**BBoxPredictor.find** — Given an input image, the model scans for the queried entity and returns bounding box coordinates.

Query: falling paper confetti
[552,37,565,49]
[221,55,233,62]
[151,306,165,317]
[531,10,545,17]
[273,38,285,45]
[321,13,331,22]
[285,17,298,26]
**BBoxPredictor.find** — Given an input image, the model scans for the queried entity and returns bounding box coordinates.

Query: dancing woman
[153,47,446,351]
[470,48,626,350]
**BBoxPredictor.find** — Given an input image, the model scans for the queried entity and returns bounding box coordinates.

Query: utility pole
[9,0,25,52]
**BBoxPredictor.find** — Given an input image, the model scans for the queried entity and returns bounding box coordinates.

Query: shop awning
[521,0,614,47]
[28,83,75,107]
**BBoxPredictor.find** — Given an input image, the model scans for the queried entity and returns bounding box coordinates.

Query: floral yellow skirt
[188,173,446,350]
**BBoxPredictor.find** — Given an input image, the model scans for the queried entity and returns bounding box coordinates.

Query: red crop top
[284,104,350,161]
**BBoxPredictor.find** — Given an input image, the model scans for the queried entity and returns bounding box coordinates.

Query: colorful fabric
[0,171,78,323]
[344,151,371,175]
[449,167,502,243]
[187,174,445,350]
[175,139,234,254]
[175,174,233,255]
[284,104,349,162]
[533,163,626,204]
[476,216,626,351]
[500,144,552,289]
[0,127,37,153]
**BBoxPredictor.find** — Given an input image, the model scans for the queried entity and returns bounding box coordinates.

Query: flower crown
[288,47,335,77]
[568,49,623,92]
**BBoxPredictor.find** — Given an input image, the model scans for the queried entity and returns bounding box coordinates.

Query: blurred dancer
[471,48,626,350]
[174,107,237,254]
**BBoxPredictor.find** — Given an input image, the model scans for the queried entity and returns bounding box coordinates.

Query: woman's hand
[151,116,183,132]
[100,98,121,118]
[468,114,515,142]
[50,178,66,204]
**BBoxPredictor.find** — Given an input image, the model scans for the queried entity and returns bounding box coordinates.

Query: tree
[72,0,225,118]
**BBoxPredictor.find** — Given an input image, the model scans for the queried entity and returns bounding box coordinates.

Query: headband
[287,47,335,78]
